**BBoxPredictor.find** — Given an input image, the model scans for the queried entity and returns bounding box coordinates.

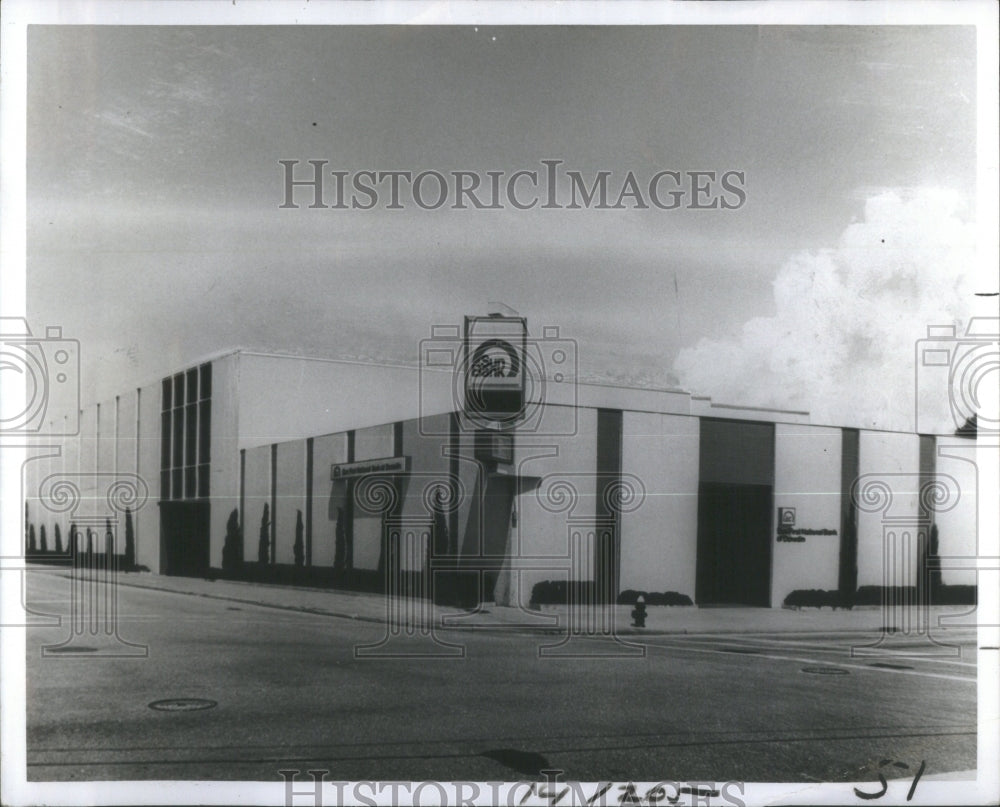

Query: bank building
[23,315,980,611]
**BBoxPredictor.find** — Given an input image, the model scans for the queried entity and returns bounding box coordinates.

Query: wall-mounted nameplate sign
[776,525,838,543]
[331,456,410,481]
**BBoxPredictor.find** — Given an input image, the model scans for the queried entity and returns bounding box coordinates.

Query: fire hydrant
[631,595,647,628]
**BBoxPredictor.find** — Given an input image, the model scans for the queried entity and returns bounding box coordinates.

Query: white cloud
[673,188,975,432]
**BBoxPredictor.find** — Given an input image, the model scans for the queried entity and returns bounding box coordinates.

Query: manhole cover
[870,662,914,670]
[801,666,850,676]
[45,646,98,653]
[148,698,218,712]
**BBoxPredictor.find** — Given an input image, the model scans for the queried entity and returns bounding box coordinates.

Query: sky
[25,23,983,432]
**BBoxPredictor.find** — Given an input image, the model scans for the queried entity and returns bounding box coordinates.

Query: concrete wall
[513,406,599,604]
[77,406,97,531]
[273,440,307,565]
[397,415,452,573]
[136,381,161,572]
[22,441,42,552]
[856,431,921,589]
[351,423,396,571]
[21,386,162,568]
[930,439,978,586]
[115,394,137,483]
[398,414,452,525]
[97,399,115,526]
[242,444,272,562]
[33,422,78,556]
[41,348,967,606]
[113,393,136,559]
[310,431,349,567]
[239,416,459,573]
[771,424,842,605]
[235,353,454,449]
[619,412,700,599]
[354,423,394,462]
[209,355,241,571]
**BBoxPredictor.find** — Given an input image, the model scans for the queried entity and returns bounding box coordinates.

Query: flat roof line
[706,402,811,416]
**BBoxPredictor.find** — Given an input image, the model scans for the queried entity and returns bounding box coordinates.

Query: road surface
[22,570,977,786]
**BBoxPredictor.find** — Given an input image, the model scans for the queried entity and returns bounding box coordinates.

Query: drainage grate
[869,662,914,670]
[148,698,218,712]
[801,666,850,676]
[45,646,97,653]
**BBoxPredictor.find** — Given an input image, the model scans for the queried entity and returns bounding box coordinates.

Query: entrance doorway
[481,473,516,601]
[695,482,772,606]
[159,500,210,576]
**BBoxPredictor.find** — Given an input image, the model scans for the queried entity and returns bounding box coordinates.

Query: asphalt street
[22,570,977,786]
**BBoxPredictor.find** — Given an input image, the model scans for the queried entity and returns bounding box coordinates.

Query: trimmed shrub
[257,503,270,565]
[293,510,304,567]
[784,585,976,609]
[783,589,853,610]
[333,506,346,572]
[617,589,693,606]
[222,508,242,571]
[529,580,693,607]
[124,507,136,568]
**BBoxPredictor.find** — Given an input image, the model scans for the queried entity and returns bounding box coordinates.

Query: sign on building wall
[776,506,838,542]
[463,315,526,421]
[331,456,410,480]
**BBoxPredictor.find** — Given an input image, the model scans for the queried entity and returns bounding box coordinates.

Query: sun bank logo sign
[464,316,526,423]
[419,314,578,436]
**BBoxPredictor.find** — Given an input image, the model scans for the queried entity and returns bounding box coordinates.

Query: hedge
[783,585,977,609]
[528,580,693,607]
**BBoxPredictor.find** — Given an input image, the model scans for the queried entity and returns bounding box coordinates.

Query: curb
[40,569,918,638]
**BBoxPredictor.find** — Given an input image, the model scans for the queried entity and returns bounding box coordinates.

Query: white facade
[23,348,979,607]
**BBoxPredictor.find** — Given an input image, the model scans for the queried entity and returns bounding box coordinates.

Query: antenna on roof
[486,301,520,318]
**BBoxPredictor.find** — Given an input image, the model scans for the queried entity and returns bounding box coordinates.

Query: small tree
[929,522,942,597]
[69,523,79,557]
[124,507,136,569]
[333,506,346,572]
[55,524,63,555]
[222,508,242,571]
[257,503,270,565]
[293,510,305,567]
[86,528,94,562]
[28,524,37,554]
[40,525,48,554]
[105,517,115,562]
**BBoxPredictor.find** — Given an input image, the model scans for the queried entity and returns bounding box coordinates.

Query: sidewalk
[43,566,979,637]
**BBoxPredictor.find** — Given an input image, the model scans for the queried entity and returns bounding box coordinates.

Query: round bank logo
[469,339,520,379]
